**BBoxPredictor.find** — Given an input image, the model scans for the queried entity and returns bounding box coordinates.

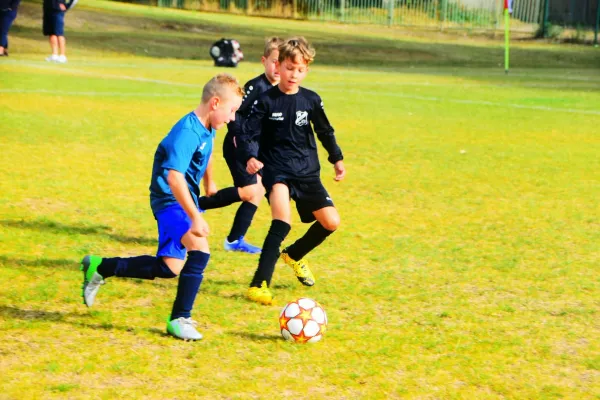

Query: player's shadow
[0,219,156,246]
[0,305,162,336]
[228,331,281,342]
[0,255,76,270]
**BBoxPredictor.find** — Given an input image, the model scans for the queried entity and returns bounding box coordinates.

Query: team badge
[295,111,309,126]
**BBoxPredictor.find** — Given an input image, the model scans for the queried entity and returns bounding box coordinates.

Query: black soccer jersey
[239,86,343,180]
[225,74,273,141]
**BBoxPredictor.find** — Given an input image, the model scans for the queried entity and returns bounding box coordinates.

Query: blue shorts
[43,10,64,36]
[155,204,199,260]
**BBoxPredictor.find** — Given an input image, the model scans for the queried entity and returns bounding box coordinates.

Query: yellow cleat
[281,250,315,287]
[247,281,273,305]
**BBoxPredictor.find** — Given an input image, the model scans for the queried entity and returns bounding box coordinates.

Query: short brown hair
[278,36,315,65]
[201,73,244,103]
[264,36,284,57]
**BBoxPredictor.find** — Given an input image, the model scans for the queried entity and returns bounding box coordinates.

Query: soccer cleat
[224,236,261,254]
[281,249,315,287]
[57,55,67,64]
[166,317,203,341]
[81,255,105,307]
[247,281,273,305]
[46,54,59,62]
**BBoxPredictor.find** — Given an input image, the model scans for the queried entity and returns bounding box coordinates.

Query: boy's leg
[81,254,177,307]
[218,142,264,253]
[167,232,210,341]
[49,35,58,55]
[248,183,291,305]
[58,36,66,56]
[224,175,265,254]
[197,186,240,210]
[284,206,339,261]
[281,181,338,286]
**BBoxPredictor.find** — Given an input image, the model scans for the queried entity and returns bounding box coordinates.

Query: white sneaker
[57,55,67,63]
[46,54,59,62]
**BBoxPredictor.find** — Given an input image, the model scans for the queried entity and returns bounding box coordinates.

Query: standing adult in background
[0,0,20,56]
[43,0,67,63]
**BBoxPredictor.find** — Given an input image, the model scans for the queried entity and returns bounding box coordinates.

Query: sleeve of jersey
[312,96,343,164]
[238,98,266,162]
[160,129,199,174]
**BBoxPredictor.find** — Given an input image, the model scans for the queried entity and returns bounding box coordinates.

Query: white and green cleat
[167,317,203,341]
[81,255,105,307]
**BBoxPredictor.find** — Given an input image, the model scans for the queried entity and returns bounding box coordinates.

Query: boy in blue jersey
[239,37,346,305]
[80,74,244,340]
[197,37,283,254]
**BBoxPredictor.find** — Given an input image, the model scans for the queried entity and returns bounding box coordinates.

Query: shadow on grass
[0,219,156,246]
[0,305,168,336]
[0,255,77,270]
[228,331,281,342]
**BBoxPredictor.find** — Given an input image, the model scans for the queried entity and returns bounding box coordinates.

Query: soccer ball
[279,298,327,343]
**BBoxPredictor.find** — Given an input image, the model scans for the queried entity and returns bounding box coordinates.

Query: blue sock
[170,251,210,320]
[97,256,177,280]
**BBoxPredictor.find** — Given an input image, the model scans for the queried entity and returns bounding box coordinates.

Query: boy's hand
[334,160,346,181]
[246,157,264,174]
[190,215,210,237]
[59,3,66,10]
[204,181,218,196]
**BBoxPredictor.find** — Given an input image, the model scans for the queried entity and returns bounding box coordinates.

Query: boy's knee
[321,215,340,232]
[239,184,264,203]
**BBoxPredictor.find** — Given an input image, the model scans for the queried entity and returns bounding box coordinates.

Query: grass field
[1,1,599,398]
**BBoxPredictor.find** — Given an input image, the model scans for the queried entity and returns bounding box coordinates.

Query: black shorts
[43,10,65,36]
[263,174,334,223]
[223,136,258,188]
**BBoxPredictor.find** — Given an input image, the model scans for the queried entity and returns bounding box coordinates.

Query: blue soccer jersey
[149,111,215,214]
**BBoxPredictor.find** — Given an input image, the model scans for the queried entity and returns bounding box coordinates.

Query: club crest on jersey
[295,111,309,126]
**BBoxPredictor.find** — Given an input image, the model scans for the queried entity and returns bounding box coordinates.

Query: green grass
[1,1,599,398]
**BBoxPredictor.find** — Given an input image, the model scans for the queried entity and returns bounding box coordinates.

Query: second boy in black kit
[239,37,346,304]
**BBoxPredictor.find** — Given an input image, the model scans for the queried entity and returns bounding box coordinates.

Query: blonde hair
[264,36,284,57]
[278,36,315,65]
[201,73,245,103]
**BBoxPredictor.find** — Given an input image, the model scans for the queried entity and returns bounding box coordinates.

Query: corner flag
[504,0,512,74]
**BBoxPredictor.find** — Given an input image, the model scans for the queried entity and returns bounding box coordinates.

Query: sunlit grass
[0,1,599,398]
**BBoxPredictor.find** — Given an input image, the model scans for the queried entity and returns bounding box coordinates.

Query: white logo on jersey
[269,112,284,121]
[326,196,332,202]
[295,111,308,126]
[320,101,324,109]
[199,142,207,151]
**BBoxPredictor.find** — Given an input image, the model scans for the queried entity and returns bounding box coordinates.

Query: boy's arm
[202,150,218,196]
[161,128,209,236]
[167,169,209,237]
[239,97,267,165]
[311,97,344,162]
[312,96,345,181]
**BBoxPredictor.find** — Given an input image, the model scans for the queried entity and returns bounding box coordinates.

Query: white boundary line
[0,89,199,97]
[3,63,600,116]
[3,87,598,115]
[314,88,600,116]
[7,59,600,83]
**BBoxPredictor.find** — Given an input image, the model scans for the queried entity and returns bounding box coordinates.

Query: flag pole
[504,6,510,74]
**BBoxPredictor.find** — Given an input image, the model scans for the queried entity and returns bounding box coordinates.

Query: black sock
[170,251,210,320]
[227,202,258,242]
[197,187,241,210]
[97,256,177,279]
[285,222,334,261]
[250,220,291,287]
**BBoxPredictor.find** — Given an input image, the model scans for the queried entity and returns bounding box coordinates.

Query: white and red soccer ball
[279,298,327,343]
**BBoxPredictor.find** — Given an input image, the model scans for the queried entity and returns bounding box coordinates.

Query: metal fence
[143,0,600,34]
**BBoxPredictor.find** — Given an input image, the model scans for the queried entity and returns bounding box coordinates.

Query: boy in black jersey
[239,37,346,304]
[197,37,283,254]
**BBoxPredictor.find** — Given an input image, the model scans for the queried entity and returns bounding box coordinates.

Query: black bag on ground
[209,38,244,67]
